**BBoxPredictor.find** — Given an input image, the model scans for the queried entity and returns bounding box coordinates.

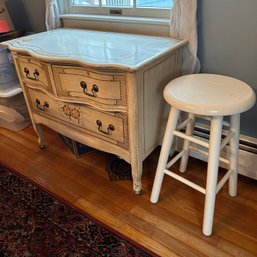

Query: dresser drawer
[26,88,128,148]
[52,65,127,106]
[16,56,53,93]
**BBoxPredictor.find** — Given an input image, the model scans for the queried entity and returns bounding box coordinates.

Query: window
[72,0,172,8]
[69,0,173,19]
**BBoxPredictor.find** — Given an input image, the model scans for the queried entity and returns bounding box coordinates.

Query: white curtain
[170,0,201,74]
[45,0,68,30]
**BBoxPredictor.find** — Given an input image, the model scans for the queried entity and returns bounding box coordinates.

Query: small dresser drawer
[16,56,53,93]
[52,65,127,107]
[26,88,128,148]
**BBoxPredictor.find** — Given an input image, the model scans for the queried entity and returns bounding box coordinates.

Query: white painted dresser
[2,28,186,193]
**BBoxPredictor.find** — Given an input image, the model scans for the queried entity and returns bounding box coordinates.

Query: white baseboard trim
[189,146,257,180]
[188,123,257,180]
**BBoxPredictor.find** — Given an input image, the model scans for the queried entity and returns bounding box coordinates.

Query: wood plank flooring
[0,125,257,256]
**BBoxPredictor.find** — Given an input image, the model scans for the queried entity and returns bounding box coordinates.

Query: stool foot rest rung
[176,117,193,131]
[166,149,185,169]
[220,131,235,150]
[173,118,235,150]
[174,130,209,148]
[164,168,206,194]
[164,167,234,195]
[216,169,234,193]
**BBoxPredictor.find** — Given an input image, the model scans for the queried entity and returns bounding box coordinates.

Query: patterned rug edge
[0,161,158,257]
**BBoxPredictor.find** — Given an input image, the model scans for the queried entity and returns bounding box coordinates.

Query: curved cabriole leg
[131,160,142,195]
[34,123,46,149]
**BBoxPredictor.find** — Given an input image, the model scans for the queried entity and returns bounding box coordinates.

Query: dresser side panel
[143,50,181,156]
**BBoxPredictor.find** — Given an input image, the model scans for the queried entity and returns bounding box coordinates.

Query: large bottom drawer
[26,88,129,148]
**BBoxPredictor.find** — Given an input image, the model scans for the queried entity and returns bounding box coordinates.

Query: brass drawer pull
[80,81,99,97]
[96,120,115,135]
[36,98,49,111]
[24,67,40,81]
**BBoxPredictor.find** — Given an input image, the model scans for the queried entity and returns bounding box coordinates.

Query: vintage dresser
[2,28,186,193]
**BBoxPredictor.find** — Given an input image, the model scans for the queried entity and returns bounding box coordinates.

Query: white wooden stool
[150,74,256,236]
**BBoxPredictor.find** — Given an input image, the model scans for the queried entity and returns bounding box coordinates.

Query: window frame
[68,0,172,19]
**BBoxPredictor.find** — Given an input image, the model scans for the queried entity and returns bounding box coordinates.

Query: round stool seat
[164,74,256,116]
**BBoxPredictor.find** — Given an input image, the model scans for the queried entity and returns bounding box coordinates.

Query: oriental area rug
[0,163,156,257]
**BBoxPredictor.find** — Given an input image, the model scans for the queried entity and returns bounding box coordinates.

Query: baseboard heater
[188,122,257,180]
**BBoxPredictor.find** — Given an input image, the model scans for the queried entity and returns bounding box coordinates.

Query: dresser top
[1,28,186,71]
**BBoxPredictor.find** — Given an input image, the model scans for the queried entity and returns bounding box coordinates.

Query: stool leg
[203,116,223,236]
[150,107,180,203]
[228,114,240,197]
[179,113,195,173]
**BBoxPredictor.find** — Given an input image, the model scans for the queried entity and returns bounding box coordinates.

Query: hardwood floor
[1,125,257,256]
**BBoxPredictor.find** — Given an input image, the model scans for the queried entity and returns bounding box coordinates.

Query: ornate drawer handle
[80,81,99,97]
[36,98,49,111]
[0,8,5,14]
[24,67,40,81]
[96,120,115,135]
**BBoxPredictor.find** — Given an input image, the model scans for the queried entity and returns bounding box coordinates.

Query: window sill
[59,14,170,37]
[60,14,169,25]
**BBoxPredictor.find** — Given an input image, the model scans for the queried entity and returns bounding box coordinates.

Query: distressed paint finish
[2,28,186,193]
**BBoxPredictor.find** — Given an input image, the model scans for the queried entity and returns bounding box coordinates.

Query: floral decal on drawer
[58,103,81,124]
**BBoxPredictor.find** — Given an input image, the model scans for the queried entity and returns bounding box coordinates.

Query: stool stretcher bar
[173,130,210,148]
[164,168,206,194]
[220,131,235,150]
[176,117,193,131]
[189,146,230,165]
[165,147,234,194]
[166,149,185,169]
[216,169,234,193]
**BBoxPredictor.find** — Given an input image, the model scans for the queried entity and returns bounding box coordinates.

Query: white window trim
[60,13,169,25]
[68,5,171,19]
[60,13,170,36]
[60,0,172,36]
